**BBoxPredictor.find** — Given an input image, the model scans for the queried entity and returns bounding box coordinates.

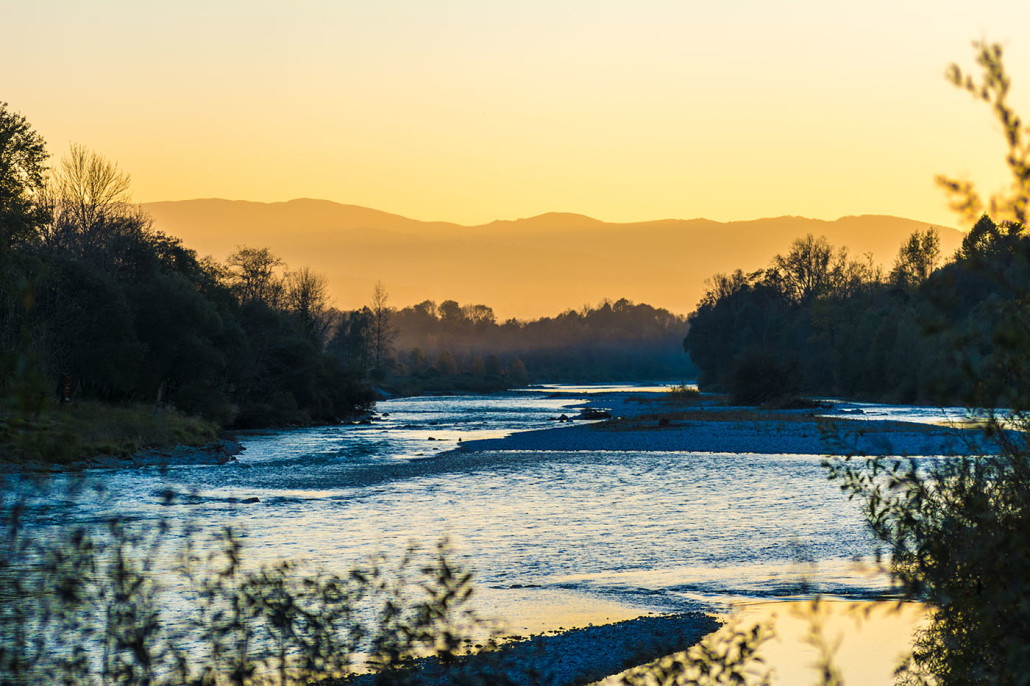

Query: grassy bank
[0,399,220,465]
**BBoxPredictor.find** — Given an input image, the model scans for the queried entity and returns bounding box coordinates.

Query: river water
[14,385,912,631]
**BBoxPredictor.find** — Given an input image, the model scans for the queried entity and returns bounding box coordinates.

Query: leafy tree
[0,102,48,252]
[463,303,496,328]
[770,234,834,304]
[408,347,428,375]
[31,255,143,398]
[509,357,528,385]
[826,41,1030,685]
[768,234,874,305]
[437,299,465,327]
[937,41,1030,226]
[484,353,503,377]
[329,307,373,373]
[891,228,941,289]
[132,272,230,414]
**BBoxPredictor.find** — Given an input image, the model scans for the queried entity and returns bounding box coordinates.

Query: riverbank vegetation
[678,40,1030,685]
[0,487,506,684]
[0,399,219,465]
[0,107,379,460]
[684,216,1027,407]
[5,31,1030,686]
[0,106,693,467]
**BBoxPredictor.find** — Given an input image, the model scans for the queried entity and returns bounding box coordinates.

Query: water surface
[14,385,911,627]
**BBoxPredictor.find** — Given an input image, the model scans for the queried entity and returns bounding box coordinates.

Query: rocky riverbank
[452,391,1003,457]
[335,612,720,686]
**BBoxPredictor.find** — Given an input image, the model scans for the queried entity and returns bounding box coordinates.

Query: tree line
[0,103,696,434]
[0,113,376,428]
[383,297,694,391]
[683,218,1030,406]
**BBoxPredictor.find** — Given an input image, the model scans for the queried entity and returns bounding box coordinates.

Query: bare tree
[771,234,835,304]
[285,267,332,346]
[225,246,284,308]
[58,143,132,232]
[770,234,880,304]
[369,280,395,379]
[40,144,147,269]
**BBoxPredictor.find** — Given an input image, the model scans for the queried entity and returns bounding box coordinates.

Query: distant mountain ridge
[143,198,963,318]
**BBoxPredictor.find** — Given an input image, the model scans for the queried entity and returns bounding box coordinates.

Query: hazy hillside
[143,198,963,318]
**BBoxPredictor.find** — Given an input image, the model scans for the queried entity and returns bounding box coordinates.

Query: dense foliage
[683,219,1030,406]
[0,117,375,431]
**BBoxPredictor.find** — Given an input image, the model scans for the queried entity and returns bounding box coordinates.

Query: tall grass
[0,400,219,464]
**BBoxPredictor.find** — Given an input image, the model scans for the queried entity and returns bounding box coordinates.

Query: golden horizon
[5,2,1030,232]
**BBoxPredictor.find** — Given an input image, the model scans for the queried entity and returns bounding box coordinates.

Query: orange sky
[4,1,1030,228]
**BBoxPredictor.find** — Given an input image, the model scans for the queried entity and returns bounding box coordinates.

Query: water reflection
[12,388,885,623]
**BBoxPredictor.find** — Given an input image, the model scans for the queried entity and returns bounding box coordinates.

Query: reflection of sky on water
[13,386,905,622]
[522,382,697,395]
[16,412,885,618]
[820,400,1010,427]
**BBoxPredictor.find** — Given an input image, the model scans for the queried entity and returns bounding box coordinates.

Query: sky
[4,1,1030,228]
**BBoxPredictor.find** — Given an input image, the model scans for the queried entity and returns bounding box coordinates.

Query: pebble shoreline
[13,391,1000,684]
[416,391,1003,684]
[451,393,1002,458]
[338,612,721,686]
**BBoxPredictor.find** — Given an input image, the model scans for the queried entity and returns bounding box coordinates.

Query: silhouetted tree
[484,354,502,377]
[937,41,1030,226]
[285,267,332,346]
[226,246,284,308]
[44,144,134,250]
[891,227,941,289]
[0,103,48,359]
[438,300,464,328]
[369,281,395,380]
[0,102,48,252]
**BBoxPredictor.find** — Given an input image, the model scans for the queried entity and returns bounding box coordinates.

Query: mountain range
[142,198,963,319]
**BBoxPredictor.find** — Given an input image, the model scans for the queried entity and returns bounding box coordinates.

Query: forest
[685,216,1029,407]
[0,138,378,431]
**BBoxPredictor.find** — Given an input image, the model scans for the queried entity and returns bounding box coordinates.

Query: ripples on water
[13,387,892,620]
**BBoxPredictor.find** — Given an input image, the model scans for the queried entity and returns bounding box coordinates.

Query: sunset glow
[5,1,1030,228]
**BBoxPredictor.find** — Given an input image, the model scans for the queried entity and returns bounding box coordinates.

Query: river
[12,384,916,633]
